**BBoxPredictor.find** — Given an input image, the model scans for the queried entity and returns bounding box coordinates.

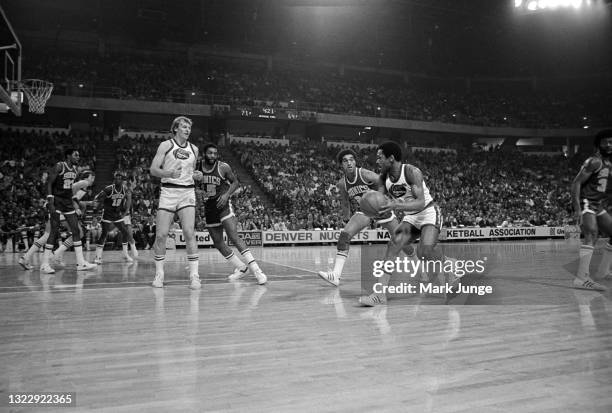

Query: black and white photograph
[0,0,611,411]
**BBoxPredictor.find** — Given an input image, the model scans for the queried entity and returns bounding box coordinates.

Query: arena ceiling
[3,0,611,77]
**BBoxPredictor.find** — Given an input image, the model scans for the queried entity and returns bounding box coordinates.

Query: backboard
[0,4,21,116]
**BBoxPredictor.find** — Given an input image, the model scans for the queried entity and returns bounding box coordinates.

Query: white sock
[26,233,49,261]
[333,251,348,275]
[74,242,85,266]
[96,245,103,260]
[226,252,247,270]
[187,254,199,276]
[55,243,68,258]
[241,249,261,272]
[154,255,165,275]
[42,245,53,266]
[130,242,138,256]
[577,245,594,279]
[122,243,129,257]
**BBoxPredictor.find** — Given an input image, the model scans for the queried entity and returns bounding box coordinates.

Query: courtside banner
[174,230,215,246]
[440,226,566,240]
[228,231,263,247]
[174,227,566,246]
[262,230,384,245]
[174,231,263,247]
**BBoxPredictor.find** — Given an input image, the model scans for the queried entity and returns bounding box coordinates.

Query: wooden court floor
[1,239,611,412]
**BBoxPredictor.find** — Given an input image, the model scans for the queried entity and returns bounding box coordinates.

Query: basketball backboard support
[0,4,21,116]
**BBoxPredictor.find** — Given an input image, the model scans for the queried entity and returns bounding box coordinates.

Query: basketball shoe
[190,274,201,290]
[152,273,164,288]
[358,293,387,307]
[254,269,267,285]
[573,276,606,291]
[18,256,33,271]
[228,266,249,281]
[318,270,340,287]
[40,263,55,274]
[77,262,97,271]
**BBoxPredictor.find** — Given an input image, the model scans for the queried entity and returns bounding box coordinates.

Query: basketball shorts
[53,197,77,216]
[158,186,196,213]
[102,210,126,224]
[48,213,67,222]
[355,210,396,225]
[580,198,606,216]
[204,198,235,227]
[402,203,443,230]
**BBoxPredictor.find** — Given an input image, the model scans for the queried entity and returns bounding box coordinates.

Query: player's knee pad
[337,231,352,252]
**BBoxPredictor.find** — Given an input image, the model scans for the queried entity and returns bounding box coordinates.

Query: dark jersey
[344,168,375,213]
[200,161,230,201]
[100,184,128,221]
[51,162,78,199]
[580,154,612,208]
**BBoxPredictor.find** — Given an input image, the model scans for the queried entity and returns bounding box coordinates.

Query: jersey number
[112,198,123,207]
[63,179,72,189]
[597,168,609,192]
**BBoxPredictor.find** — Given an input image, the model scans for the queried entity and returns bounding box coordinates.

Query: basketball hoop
[21,79,53,114]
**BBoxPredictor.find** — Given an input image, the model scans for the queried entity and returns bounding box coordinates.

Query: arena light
[515,0,594,11]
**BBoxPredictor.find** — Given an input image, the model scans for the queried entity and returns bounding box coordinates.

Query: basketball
[359,191,387,217]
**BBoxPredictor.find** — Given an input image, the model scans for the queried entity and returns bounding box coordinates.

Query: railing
[48,81,605,129]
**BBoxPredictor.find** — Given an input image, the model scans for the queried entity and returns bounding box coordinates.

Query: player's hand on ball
[193,170,203,181]
[378,200,395,215]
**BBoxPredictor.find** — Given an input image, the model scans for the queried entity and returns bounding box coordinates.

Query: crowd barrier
[171,226,573,247]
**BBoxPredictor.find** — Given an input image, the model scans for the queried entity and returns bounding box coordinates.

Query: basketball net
[22,79,53,114]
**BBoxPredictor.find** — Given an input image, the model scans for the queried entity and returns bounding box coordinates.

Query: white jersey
[385,164,434,214]
[160,138,197,186]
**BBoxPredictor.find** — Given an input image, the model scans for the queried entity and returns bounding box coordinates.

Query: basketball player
[198,143,267,285]
[569,129,612,291]
[150,116,204,289]
[359,141,448,306]
[93,171,138,264]
[317,149,415,287]
[19,171,95,270]
[48,170,96,267]
[39,149,96,273]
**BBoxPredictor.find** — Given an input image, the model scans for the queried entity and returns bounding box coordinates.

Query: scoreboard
[223,106,315,121]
